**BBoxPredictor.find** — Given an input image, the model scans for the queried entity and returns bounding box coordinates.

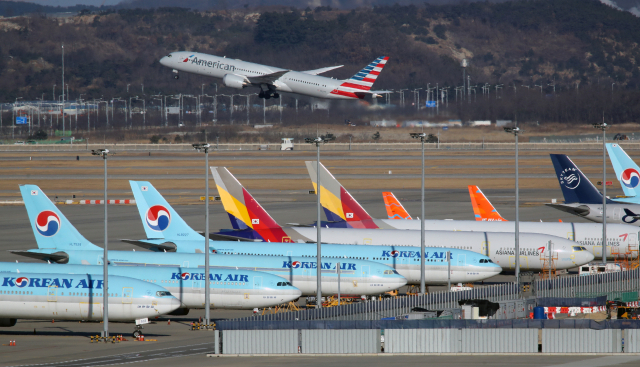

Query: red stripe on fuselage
[340,82,371,91]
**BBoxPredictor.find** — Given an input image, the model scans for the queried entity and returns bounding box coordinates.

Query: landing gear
[173,75,179,80]
[132,325,143,338]
[258,91,279,99]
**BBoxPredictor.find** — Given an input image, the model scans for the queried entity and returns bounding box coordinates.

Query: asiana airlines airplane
[159,51,390,100]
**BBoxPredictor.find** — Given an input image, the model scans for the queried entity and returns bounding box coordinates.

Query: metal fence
[535,268,640,301]
[626,329,640,353]
[4,142,640,152]
[301,329,379,354]
[542,329,622,353]
[221,330,297,354]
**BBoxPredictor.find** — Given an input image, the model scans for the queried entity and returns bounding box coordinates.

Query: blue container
[533,306,547,319]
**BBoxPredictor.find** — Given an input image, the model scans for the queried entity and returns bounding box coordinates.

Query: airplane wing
[301,65,343,75]
[247,70,289,85]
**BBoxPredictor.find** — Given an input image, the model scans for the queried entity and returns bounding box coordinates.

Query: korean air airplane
[210,167,594,271]
[606,143,640,204]
[122,181,502,284]
[0,263,301,311]
[0,272,180,333]
[303,161,637,261]
[159,52,390,100]
[14,185,406,296]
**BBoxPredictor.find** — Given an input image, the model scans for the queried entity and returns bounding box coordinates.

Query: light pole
[91,148,110,338]
[461,58,468,100]
[412,88,422,110]
[53,84,56,101]
[305,135,335,308]
[594,121,608,263]
[504,126,521,286]
[410,132,427,295]
[193,143,211,326]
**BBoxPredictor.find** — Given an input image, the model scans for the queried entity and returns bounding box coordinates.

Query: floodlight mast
[91,148,109,338]
[593,121,608,264]
[504,126,521,287]
[193,143,212,326]
[410,132,427,295]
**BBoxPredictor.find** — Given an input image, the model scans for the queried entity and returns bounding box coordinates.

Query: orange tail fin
[382,192,412,220]
[468,185,508,221]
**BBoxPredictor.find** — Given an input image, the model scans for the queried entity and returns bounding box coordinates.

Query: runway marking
[545,356,640,367]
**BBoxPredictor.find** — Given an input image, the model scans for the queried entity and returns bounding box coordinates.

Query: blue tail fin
[20,185,102,251]
[129,181,204,241]
[549,154,613,204]
[606,143,640,204]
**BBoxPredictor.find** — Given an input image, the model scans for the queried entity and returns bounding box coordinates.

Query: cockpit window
[572,246,586,252]
[167,54,172,58]
[383,270,400,275]
[479,259,494,263]
[156,291,172,297]
[276,282,293,287]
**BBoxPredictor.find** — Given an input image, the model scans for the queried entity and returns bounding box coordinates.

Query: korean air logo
[15,277,29,288]
[181,273,190,280]
[291,261,301,268]
[621,168,640,189]
[559,168,580,190]
[35,210,61,237]
[183,54,195,62]
[146,205,171,232]
[390,250,400,258]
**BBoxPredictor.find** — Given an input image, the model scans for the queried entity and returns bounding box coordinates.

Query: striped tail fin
[339,56,389,92]
[382,192,412,220]
[468,185,507,222]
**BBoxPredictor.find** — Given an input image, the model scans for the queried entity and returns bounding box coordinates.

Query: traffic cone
[51,319,54,323]
[140,335,144,341]
[168,319,170,325]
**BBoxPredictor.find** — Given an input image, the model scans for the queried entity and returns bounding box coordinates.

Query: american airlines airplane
[0,263,301,311]
[304,161,639,260]
[209,167,594,271]
[122,181,502,285]
[159,51,389,100]
[13,185,406,296]
[0,272,180,334]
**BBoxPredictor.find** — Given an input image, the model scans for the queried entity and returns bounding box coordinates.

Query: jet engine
[0,318,17,327]
[222,74,247,89]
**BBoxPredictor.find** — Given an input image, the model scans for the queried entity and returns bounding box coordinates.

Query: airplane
[0,272,180,337]
[13,185,407,296]
[0,262,301,311]
[210,167,594,271]
[606,143,640,204]
[303,161,638,260]
[468,185,508,222]
[546,153,640,231]
[382,192,412,220]
[122,181,502,285]
[159,51,390,100]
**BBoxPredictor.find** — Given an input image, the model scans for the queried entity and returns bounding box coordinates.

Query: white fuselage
[548,202,640,229]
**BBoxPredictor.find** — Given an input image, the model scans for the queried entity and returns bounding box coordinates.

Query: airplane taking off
[547,154,640,229]
[123,181,502,285]
[159,51,390,100]
[468,185,508,222]
[382,192,412,220]
[210,167,594,271]
[14,185,406,296]
[606,143,640,204]
[0,272,180,334]
[304,161,637,260]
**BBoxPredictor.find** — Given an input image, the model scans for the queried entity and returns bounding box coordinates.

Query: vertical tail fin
[382,192,412,219]
[549,154,612,204]
[128,181,203,240]
[19,185,102,251]
[606,143,640,204]
[468,185,507,221]
[305,161,378,228]
[341,56,389,91]
[210,167,289,242]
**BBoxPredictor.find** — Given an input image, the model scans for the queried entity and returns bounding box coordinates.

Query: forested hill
[1,0,640,101]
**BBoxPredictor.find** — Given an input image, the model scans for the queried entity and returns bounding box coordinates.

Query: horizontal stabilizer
[121,239,177,252]
[8,250,69,264]
[545,203,591,217]
[301,65,343,75]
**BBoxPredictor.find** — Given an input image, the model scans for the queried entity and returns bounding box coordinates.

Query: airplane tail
[468,185,507,221]
[129,181,203,240]
[19,185,102,251]
[305,161,378,228]
[210,167,290,242]
[549,154,612,204]
[606,143,640,204]
[332,56,389,97]
[382,192,412,220]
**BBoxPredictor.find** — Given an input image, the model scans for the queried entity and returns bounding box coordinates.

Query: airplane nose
[163,297,182,314]
[159,56,169,66]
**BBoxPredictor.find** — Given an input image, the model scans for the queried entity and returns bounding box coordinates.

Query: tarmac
[0,149,632,366]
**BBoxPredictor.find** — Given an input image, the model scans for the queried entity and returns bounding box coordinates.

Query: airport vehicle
[159,52,390,100]
[0,263,301,310]
[382,192,412,219]
[468,185,508,222]
[579,262,622,276]
[210,167,594,271]
[14,185,407,296]
[0,272,181,335]
[303,161,638,260]
[547,154,640,229]
[124,181,501,284]
[606,143,640,204]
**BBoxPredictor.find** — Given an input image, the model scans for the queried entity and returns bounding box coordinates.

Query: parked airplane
[210,167,594,271]
[159,51,389,100]
[382,192,412,219]
[547,154,640,231]
[606,143,640,204]
[304,161,638,260]
[468,185,508,222]
[0,263,301,311]
[14,185,407,296]
[123,181,502,285]
[0,272,180,335]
